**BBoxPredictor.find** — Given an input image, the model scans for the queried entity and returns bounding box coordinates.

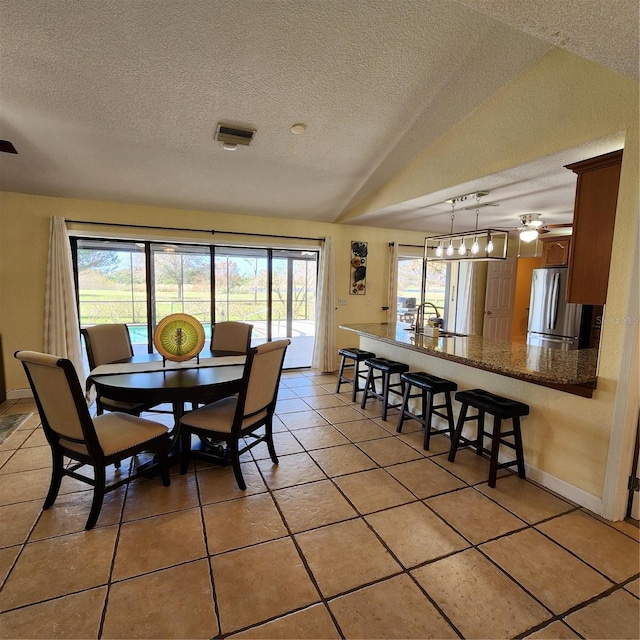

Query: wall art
[350,241,368,295]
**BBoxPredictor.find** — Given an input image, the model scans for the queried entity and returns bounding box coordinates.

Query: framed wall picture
[350,241,368,294]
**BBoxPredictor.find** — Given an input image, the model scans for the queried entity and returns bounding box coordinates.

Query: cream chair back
[15,350,97,452]
[210,321,253,353]
[82,324,134,369]
[241,339,290,420]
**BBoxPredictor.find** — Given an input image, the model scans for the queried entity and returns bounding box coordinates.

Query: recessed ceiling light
[290,123,307,135]
[223,143,237,151]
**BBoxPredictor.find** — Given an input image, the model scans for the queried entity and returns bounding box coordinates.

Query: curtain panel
[44,217,85,386]
[387,243,400,323]
[311,237,336,372]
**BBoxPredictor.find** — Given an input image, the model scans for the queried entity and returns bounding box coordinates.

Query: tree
[77,250,119,274]
[155,253,209,300]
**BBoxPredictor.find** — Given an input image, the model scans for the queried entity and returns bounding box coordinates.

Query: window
[396,255,450,323]
[75,240,148,353]
[73,238,318,368]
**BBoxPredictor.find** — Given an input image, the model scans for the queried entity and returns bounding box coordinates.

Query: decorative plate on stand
[153,313,206,362]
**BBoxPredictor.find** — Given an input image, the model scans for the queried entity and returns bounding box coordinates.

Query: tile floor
[0,370,638,639]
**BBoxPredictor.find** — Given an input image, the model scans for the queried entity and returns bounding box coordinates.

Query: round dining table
[89,360,244,421]
[89,354,246,472]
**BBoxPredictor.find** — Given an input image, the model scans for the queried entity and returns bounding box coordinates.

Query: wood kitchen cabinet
[564,149,623,305]
[541,236,571,267]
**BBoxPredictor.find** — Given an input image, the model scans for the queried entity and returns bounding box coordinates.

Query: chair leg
[351,360,361,402]
[444,391,455,440]
[513,417,526,479]
[381,373,391,421]
[229,440,246,491]
[335,356,346,394]
[475,410,485,455]
[488,415,502,488]
[43,449,65,509]
[448,403,468,462]
[265,418,279,465]
[396,383,412,433]
[159,437,171,487]
[113,459,121,469]
[86,466,106,530]
[180,428,191,475]
[423,391,434,451]
[360,368,374,409]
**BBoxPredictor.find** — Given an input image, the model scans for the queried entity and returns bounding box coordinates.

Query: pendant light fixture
[426,191,508,261]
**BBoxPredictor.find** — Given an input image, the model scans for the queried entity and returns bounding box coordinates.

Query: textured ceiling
[0,0,637,231]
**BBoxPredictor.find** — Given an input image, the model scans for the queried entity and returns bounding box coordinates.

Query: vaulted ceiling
[0,0,637,232]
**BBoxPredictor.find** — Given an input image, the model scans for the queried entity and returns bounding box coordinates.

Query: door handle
[485,310,492,315]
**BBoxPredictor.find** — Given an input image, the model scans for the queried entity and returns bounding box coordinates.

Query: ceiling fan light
[520,228,539,242]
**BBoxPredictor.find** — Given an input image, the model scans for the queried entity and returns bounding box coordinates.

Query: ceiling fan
[516,213,572,242]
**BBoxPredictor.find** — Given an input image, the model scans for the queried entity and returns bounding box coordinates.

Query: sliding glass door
[272,250,317,367]
[75,239,148,356]
[151,244,212,341]
[74,239,318,368]
[214,247,317,367]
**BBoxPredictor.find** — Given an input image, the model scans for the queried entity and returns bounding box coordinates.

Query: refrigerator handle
[549,272,560,330]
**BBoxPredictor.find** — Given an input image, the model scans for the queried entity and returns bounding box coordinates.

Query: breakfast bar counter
[340,323,598,395]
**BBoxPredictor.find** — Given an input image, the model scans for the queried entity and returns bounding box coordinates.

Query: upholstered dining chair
[179,339,290,489]
[82,324,156,416]
[15,350,171,530]
[210,321,253,354]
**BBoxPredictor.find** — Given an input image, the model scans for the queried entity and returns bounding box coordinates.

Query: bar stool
[448,389,529,488]
[361,357,409,421]
[335,348,376,401]
[396,371,457,450]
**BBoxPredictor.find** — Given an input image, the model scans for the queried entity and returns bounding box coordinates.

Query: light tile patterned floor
[0,371,638,639]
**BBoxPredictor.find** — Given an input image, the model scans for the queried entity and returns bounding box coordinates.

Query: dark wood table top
[89,354,245,406]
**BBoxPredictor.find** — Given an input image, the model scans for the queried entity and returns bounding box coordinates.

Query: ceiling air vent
[215,124,255,151]
[0,140,18,154]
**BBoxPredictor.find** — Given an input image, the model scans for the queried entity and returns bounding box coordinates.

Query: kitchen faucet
[414,301,442,332]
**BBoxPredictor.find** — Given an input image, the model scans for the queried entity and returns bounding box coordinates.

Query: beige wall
[0,191,428,392]
[347,49,640,504]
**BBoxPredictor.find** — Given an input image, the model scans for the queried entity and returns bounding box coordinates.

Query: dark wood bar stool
[361,357,409,421]
[335,348,377,401]
[396,371,457,450]
[448,389,529,487]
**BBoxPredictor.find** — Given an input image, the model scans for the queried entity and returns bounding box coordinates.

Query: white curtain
[456,261,478,335]
[387,243,399,323]
[312,237,336,372]
[44,216,85,384]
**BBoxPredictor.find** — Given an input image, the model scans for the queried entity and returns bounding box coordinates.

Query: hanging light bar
[424,191,508,261]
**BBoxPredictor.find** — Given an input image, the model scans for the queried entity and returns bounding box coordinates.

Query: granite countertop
[340,323,598,386]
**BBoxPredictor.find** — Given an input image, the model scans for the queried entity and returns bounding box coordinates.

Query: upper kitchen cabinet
[541,236,571,267]
[564,149,623,305]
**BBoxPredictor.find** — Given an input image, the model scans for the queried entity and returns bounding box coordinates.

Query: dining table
[89,348,244,405]
[87,349,247,470]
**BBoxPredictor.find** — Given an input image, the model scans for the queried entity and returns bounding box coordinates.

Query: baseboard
[6,388,33,400]
[524,464,603,515]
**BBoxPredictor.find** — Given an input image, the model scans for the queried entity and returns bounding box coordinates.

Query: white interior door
[483,258,516,341]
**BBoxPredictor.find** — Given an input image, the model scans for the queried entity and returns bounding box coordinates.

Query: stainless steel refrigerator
[527,267,583,350]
